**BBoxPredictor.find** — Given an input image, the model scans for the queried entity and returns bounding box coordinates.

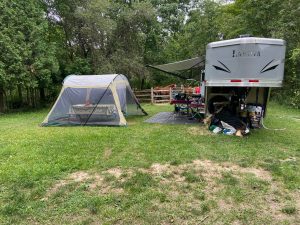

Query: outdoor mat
[144,112,199,125]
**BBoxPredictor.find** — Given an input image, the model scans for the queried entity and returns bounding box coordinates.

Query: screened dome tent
[42,74,147,126]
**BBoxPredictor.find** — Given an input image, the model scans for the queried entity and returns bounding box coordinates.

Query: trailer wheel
[208,95,229,114]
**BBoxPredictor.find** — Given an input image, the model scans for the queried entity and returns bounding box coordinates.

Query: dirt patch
[145,159,272,183]
[280,157,297,162]
[105,167,123,178]
[150,163,170,174]
[217,199,234,211]
[187,126,211,136]
[43,170,124,200]
[42,180,68,200]
[42,172,93,200]
[45,161,273,195]
[221,162,273,181]
[43,160,297,224]
[87,174,104,190]
[143,160,297,223]
[292,190,300,215]
[193,159,273,181]
[103,148,112,159]
[69,171,91,182]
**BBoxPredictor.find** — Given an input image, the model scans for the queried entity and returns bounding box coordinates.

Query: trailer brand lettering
[232,50,261,58]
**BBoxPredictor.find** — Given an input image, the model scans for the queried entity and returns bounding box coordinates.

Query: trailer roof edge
[207,37,286,49]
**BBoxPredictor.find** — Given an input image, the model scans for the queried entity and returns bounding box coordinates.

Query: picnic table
[170,95,205,120]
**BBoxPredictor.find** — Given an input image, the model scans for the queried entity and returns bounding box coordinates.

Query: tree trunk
[39,87,45,104]
[17,85,23,106]
[8,89,13,109]
[35,89,39,107]
[0,87,5,112]
[26,88,31,106]
[4,90,8,110]
[31,88,36,108]
[140,78,145,90]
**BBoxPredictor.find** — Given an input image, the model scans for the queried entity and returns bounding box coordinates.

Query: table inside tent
[68,104,118,122]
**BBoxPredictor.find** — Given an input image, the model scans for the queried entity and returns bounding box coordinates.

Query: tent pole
[83,78,117,126]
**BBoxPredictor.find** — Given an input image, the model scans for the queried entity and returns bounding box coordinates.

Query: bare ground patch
[187,126,211,136]
[43,169,125,200]
[103,148,112,159]
[147,160,297,224]
[43,160,298,224]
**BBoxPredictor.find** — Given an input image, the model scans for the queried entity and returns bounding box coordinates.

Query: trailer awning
[147,56,205,79]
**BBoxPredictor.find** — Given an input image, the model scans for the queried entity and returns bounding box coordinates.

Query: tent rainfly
[42,74,147,126]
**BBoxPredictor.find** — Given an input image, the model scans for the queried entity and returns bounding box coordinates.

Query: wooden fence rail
[134,89,152,103]
[134,88,171,104]
[134,86,195,104]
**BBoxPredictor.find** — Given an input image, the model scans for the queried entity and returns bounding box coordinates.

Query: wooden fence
[134,86,195,104]
[133,89,152,103]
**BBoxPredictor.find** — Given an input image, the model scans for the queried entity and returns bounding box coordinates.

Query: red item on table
[170,99,192,104]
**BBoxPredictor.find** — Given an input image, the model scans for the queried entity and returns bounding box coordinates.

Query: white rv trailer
[149,36,286,126]
[203,37,286,119]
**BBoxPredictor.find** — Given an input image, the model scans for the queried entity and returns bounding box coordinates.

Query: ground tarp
[145,112,199,125]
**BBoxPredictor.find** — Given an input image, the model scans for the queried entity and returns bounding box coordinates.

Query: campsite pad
[145,112,200,125]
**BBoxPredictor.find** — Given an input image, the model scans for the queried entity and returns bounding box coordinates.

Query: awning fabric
[147,57,205,78]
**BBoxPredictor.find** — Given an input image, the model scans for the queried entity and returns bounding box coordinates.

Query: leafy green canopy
[0,0,58,90]
[0,0,299,111]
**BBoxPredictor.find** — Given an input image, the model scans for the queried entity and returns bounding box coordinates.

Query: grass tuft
[245,176,269,191]
[170,159,181,166]
[282,205,297,215]
[220,172,239,186]
[194,190,205,201]
[182,170,203,183]
[123,172,156,193]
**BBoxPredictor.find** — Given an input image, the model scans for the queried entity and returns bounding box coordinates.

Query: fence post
[151,87,154,104]
[169,87,172,102]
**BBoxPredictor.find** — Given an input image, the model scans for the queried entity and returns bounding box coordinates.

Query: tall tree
[109,1,157,88]
[161,0,221,61]
[0,0,59,110]
[276,0,300,108]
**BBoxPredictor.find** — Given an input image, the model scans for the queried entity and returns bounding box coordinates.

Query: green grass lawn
[0,102,299,224]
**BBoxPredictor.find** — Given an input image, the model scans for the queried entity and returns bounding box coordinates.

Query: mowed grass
[0,102,299,224]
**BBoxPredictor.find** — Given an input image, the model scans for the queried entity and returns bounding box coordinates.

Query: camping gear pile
[207,98,266,137]
[42,74,147,126]
[208,107,250,137]
[204,85,269,137]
